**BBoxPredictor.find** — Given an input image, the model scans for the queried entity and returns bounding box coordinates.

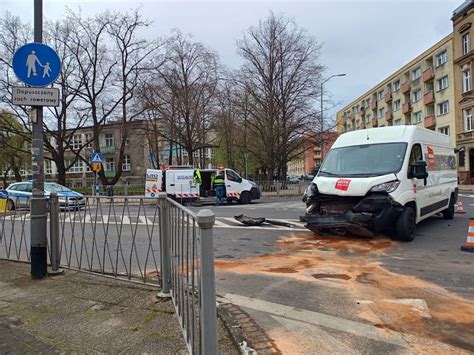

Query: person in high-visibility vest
[193,169,202,185]
[212,171,226,206]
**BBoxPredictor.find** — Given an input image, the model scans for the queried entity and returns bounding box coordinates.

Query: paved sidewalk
[0,260,238,354]
[459,184,474,192]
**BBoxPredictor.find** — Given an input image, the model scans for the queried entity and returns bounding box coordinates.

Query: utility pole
[30,0,47,279]
[320,73,346,162]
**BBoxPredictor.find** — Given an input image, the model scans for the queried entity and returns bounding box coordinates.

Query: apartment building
[336,34,456,148]
[46,120,152,188]
[453,0,474,183]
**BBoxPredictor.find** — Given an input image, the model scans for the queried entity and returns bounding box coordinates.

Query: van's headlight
[250,181,258,188]
[369,180,400,193]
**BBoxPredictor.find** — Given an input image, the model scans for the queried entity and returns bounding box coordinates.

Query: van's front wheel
[394,206,416,242]
[442,194,455,220]
[239,191,251,204]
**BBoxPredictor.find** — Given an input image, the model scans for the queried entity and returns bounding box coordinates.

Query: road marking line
[222,293,409,347]
[216,218,307,231]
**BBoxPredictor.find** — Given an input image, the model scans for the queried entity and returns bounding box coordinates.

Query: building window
[377,107,385,118]
[105,133,114,148]
[463,33,470,55]
[411,67,421,81]
[413,111,422,124]
[85,133,93,148]
[436,76,448,91]
[377,89,384,101]
[392,80,400,92]
[394,119,401,126]
[459,149,465,167]
[365,113,371,124]
[465,108,473,131]
[393,100,401,111]
[105,157,115,172]
[72,134,83,150]
[125,137,130,145]
[122,155,131,171]
[463,69,471,92]
[412,89,422,103]
[436,50,447,67]
[45,160,53,175]
[437,101,449,115]
[438,126,450,136]
[66,159,83,174]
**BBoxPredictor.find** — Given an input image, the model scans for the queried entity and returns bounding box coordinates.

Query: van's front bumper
[300,194,403,236]
[250,187,261,200]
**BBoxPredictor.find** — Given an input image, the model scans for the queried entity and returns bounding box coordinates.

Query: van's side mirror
[409,160,428,184]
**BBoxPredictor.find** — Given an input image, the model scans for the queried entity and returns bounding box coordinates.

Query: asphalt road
[1,195,473,353]
[194,196,474,353]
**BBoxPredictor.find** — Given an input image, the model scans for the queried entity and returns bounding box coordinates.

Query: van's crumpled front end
[300,182,403,236]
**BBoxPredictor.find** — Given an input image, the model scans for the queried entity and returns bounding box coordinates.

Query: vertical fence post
[196,209,218,355]
[48,193,63,275]
[157,192,171,298]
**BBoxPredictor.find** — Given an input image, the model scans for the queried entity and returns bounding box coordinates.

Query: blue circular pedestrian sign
[12,43,61,87]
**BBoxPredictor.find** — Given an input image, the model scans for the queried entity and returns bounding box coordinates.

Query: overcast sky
[0,0,462,118]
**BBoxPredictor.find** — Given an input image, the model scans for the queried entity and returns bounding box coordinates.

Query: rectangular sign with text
[12,87,59,107]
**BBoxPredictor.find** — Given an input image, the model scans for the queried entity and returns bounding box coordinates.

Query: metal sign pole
[30,0,47,279]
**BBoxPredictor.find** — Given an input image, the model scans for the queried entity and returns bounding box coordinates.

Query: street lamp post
[320,73,346,162]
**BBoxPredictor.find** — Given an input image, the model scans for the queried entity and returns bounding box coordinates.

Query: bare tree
[236,12,324,180]
[66,9,161,185]
[0,13,91,185]
[140,31,220,167]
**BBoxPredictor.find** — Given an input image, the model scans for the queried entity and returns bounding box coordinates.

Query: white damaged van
[301,126,458,241]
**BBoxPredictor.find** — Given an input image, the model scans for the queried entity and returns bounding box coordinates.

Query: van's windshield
[319,142,407,177]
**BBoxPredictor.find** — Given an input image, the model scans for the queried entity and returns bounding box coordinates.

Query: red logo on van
[335,179,351,191]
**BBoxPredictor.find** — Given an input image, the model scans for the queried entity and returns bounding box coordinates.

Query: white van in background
[301,126,458,241]
[145,167,260,204]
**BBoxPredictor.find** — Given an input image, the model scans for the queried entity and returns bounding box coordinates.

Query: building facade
[453,1,474,183]
[336,34,456,149]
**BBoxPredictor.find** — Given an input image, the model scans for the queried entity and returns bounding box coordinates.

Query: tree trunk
[13,167,21,182]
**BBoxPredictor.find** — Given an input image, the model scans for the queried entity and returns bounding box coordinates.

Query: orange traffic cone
[456,201,466,214]
[461,219,474,252]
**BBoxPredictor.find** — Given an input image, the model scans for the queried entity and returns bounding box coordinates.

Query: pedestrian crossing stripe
[1,215,307,231]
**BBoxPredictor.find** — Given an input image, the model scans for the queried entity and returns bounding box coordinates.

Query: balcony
[100,146,115,154]
[402,102,412,114]
[423,90,434,105]
[423,67,434,82]
[424,115,436,129]
[371,118,378,127]
[384,92,392,103]
[370,100,378,110]
[385,111,393,121]
[401,82,411,95]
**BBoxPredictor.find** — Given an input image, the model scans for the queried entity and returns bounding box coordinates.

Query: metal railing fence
[255,180,307,197]
[0,193,218,355]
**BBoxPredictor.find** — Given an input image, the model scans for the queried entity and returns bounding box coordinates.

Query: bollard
[48,193,63,275]
[157,192,171,298]
[124,181,129,196]
[197,209,218,355]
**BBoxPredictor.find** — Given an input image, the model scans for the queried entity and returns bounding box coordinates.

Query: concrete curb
[217,300,280,354]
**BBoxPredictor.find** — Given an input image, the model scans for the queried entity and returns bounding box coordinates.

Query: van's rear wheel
[442,194,455,220]
[239,191,251,204]
[394,206,416,242]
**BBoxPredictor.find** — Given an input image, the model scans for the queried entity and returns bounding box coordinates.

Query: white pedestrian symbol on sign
[26,50,52,79]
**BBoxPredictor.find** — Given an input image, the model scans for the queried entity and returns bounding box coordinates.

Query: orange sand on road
[216,233,474,353]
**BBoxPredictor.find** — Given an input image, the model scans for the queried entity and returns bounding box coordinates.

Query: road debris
[234,214,295,228]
